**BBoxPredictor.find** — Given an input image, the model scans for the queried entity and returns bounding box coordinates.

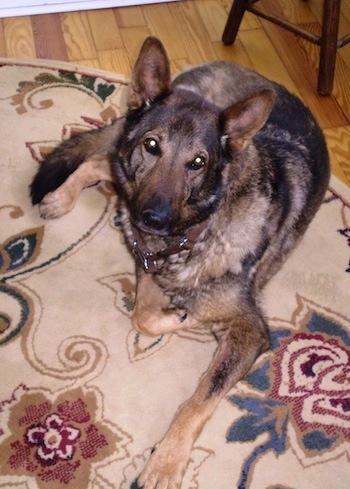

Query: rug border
[330,175,350,205]
[0,56,130,84]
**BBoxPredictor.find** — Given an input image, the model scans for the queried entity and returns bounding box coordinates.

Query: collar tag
[132,241,158,273]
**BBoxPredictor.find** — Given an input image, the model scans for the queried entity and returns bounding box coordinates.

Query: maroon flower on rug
[227,297,350,489]
[270,332,350,437]
[26,412,81,463]
[0,386,130,488]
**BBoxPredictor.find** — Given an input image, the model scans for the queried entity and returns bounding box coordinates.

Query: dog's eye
[189,156,206,170]
[143,137,159,155]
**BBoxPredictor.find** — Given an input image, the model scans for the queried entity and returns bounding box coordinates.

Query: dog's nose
[141,208,170,230]
[140,198,172,231]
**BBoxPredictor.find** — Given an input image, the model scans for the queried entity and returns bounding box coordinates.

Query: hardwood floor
[0,0,349,186]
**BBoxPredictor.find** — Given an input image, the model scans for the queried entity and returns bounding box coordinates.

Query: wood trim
[0,0,178,18]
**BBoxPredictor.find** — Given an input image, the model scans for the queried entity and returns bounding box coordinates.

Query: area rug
[0,57,350,489]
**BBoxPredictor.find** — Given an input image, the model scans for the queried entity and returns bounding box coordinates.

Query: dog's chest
[167,203,270,291]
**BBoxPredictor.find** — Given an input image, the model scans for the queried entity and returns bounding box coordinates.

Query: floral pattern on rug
[0,224,44,344]
[0,385,131,489]
[0,205,115,345]
[10,68,123,118]
[1,61,128,348]
[228,295,350,489]
[327,188,350,273]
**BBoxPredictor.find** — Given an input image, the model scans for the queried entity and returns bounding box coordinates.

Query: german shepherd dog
[30,37,330,489]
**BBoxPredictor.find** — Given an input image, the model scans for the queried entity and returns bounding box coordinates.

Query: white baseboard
[0,1,176,18]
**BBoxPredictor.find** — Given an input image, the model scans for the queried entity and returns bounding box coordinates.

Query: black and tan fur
[30,37,330,489]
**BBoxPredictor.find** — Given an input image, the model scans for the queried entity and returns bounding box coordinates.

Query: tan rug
[0,57,350,489]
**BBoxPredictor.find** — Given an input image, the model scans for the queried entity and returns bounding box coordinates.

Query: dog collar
[130,219,209,273]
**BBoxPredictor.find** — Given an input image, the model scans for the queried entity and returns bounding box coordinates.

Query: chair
[222,0,350,95]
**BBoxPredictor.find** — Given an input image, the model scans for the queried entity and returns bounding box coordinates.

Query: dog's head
[114,37,275,236]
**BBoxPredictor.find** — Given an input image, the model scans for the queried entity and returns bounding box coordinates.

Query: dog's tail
[30,136,86,205]
[30,121,123,205]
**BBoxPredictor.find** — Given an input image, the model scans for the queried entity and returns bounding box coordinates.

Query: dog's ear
[221,89,275,152]
[128,36,171,110]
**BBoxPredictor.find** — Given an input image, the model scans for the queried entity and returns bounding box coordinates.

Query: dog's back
[172,62,330,290]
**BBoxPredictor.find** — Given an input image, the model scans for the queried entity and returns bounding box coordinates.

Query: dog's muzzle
[139,196,173,232]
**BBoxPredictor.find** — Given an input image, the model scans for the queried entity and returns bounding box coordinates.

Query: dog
[30,36,330,489]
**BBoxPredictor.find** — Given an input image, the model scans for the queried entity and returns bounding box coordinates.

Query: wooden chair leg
[222,0,250,45]
[317,0,341,95]
[222,0,342,95]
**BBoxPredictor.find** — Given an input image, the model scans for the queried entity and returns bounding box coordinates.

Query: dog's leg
[39,155,113,219]
[137,313,269,489]
[132,271,200,335]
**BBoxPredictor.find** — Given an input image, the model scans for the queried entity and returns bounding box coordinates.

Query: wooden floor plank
[3,16,36,58]
[237,28,301,96]
[212,38,253,67]
[31,14,68,61]
[114,6,145,28]
[194,0,229,43]
[119,25,152,66]
[340,44,350,74]
[325,127,350,186]
[297,22,350,123]
[261,19,348,128]
[0,20,7,57]
[168,1,218,63]
[87,9,122,51]
[259,0,316,24]
[97,48,131,75]
[141,3,188,60]
[60,11,97,61]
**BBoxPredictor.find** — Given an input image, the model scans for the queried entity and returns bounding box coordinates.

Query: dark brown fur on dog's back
[30,37,330,489]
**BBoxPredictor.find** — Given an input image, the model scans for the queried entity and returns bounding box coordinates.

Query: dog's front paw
[137,442,190,489]
[39,188,76,219]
